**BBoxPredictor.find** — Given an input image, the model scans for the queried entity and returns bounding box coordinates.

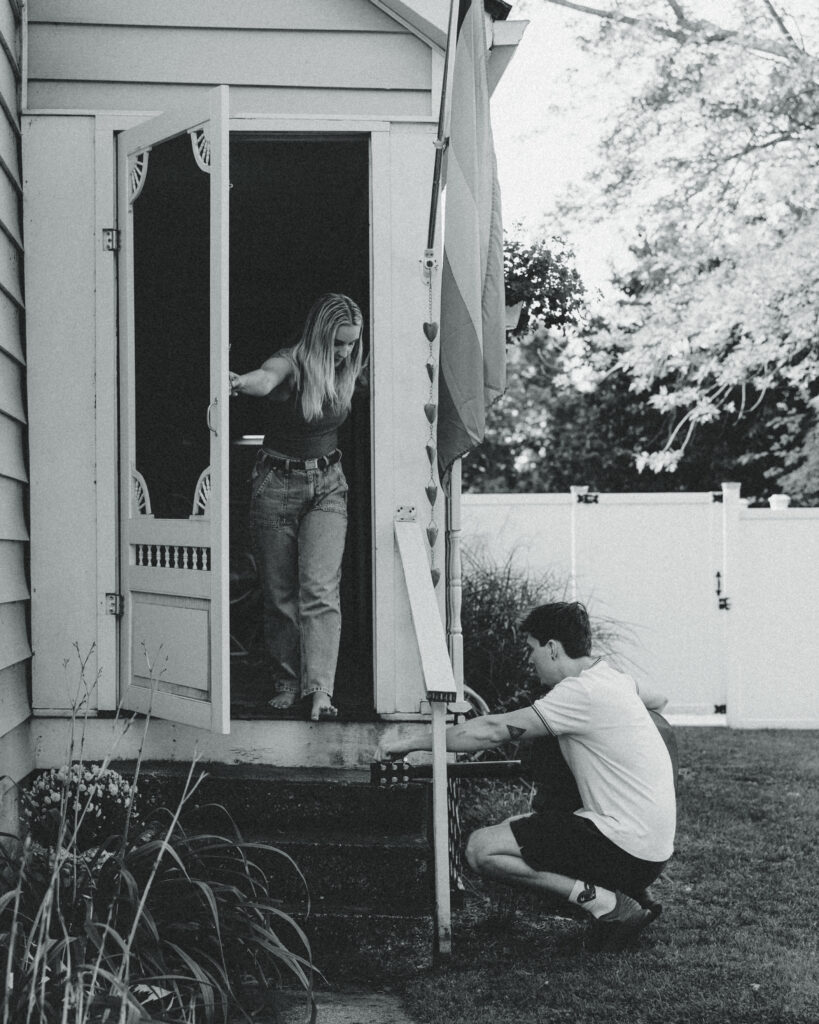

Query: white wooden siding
[27,0,433,117]
[0,296,22,361]
[0,601,28,669]
[24,116,101,712]
[29,83,430,119]
[0,0,29,794]
[0,100,20,187]
[30,0,405,32]
[0,348,23,421]
[0,660,28,734]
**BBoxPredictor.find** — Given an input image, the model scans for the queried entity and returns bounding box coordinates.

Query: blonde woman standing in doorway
[229,293,365,721]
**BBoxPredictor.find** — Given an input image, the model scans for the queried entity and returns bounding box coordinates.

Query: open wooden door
[117,86,230,733]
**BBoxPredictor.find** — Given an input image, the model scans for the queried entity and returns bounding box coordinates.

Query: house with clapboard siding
[0,0,29,833]
[0,0,524,814]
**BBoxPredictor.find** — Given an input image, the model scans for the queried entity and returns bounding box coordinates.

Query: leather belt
[264,449,341,472]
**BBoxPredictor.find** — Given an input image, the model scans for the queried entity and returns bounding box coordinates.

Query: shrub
[1,648,315,1024]
[21,762,137,851]
[461,547,626,713]
[2,765,314,1024]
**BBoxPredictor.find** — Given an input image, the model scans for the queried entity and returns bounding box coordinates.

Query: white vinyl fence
[461,484,819,729]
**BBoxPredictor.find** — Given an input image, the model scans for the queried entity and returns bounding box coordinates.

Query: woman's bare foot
[268,691,298,710]
[310,692,338,721]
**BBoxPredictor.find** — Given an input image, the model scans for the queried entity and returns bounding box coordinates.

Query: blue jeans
[249,451,348,699]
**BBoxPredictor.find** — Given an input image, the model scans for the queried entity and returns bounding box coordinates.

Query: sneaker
[635,888,663,921]
[588,891,654,952]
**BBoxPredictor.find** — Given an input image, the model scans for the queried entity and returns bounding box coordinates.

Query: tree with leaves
[464,233,818,502]
[526,0,819,491]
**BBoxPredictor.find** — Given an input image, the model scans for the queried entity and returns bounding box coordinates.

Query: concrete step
[126,762,436,912]
[129,762,430,838]
[243,828,432,904]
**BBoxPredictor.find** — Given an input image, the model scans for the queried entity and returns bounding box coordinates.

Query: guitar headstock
[370,759,412,787]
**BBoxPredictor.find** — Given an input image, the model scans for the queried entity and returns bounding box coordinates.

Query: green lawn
[323,728,819,1024]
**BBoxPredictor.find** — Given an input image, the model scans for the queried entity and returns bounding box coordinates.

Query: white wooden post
[721,481,742,726]
[445,460,468,707]
[568,485,588,602]
[394,518,457,959]
[430,700,452,959]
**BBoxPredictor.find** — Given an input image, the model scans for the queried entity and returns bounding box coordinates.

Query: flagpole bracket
[421,248,439,284]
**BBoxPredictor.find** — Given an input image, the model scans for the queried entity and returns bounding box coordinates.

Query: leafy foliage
[461,547,625,712]
[465,229,818,501]
[2,650,314,1024]
[504,234,586,332]
[547,0,819,468]
[2,768,314,1024]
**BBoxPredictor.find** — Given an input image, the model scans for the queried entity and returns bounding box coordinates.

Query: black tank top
[262,350,348,459]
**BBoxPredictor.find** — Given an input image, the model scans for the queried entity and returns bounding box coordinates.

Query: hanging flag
[437,0,506,475]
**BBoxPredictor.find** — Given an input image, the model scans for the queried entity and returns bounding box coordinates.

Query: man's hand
[374,728,409,763]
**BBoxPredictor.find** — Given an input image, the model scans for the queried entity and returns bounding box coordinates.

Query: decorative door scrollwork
[131,468,154,517]
[189,127,212,174]
[128,151,150,204]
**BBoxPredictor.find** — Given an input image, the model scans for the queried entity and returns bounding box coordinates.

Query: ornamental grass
[0,645,315,1024]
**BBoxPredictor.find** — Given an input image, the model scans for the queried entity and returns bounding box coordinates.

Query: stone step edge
[113,761,380,786]
[281,898,433,921]
[243,830,430,851]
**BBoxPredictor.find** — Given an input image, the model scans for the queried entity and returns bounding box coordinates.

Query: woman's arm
[229,353,292,397]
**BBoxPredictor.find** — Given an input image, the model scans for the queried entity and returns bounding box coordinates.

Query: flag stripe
[437,0,506,474]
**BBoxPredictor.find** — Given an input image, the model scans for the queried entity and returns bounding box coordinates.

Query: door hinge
[102,228,120,252]
[105,593,124,617]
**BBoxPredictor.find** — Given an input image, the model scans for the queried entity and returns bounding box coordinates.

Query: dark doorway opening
[228,135,374,720]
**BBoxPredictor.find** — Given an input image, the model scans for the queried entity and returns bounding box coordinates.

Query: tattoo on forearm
[506,725,527,740]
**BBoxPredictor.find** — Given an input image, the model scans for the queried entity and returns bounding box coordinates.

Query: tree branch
[540,0,686,43]
[664,0,688,24]
[542,0,811,63]
[760,0,799,45]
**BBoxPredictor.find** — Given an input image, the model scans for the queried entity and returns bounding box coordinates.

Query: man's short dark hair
[520,602,592,658]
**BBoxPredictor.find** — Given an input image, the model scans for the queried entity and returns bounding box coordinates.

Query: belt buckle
[304,457,319,471]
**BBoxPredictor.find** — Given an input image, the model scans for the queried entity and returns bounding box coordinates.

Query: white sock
[568,879,617,918]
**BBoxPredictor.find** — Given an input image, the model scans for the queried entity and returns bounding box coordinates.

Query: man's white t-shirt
[531,660,676,862]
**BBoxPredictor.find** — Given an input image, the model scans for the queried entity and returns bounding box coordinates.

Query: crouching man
[375,602,676,951]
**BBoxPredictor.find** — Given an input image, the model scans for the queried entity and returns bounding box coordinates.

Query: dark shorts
[509,809,668,896]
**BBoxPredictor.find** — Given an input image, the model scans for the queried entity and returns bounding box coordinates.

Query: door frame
[93,110,389,726]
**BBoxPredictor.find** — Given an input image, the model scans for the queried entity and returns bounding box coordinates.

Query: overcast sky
[490,3,629,290]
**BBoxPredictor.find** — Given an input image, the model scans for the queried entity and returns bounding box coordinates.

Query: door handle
[206,398,218,436]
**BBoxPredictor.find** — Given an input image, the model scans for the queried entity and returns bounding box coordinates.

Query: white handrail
[394,517,457,958]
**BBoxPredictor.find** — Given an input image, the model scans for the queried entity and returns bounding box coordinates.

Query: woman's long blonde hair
[290,293,364,421]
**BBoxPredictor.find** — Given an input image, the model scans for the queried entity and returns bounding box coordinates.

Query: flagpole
[427,0,470,711]
[426,0,461,250]
[424,0,467,966]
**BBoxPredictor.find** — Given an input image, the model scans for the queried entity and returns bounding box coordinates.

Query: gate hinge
[715,571,730,610]
[102,228,120,252]
[105,593,124,617]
